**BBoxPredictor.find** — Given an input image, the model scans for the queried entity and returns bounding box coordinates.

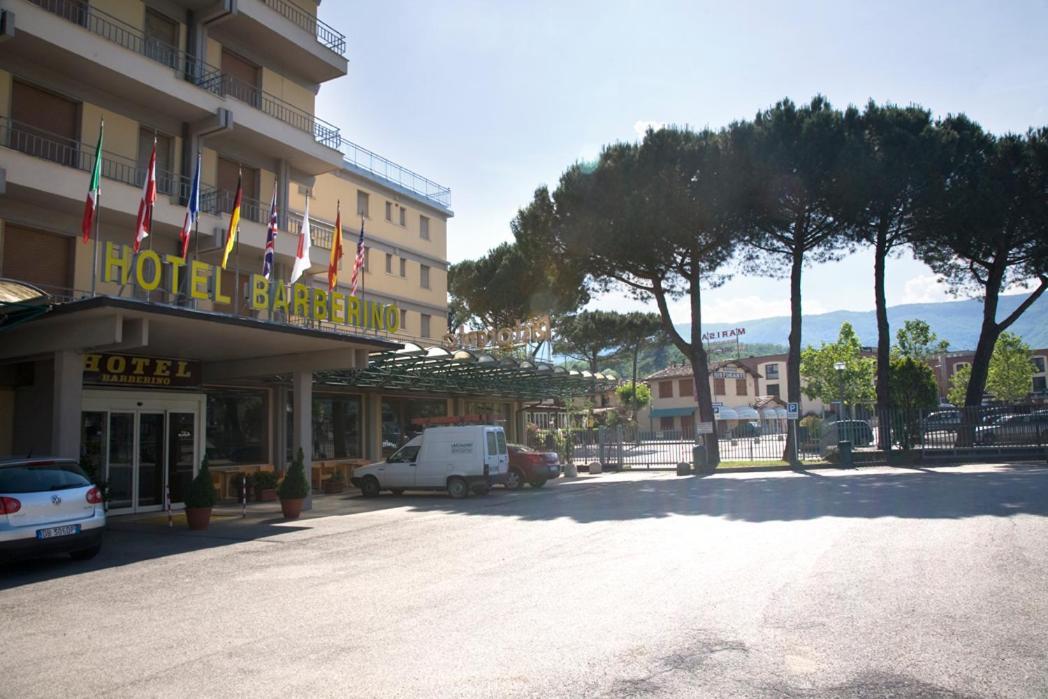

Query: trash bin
[837,440,853,467]
[692,445,707,471]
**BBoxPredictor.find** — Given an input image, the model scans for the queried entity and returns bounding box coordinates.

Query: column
[274,384,288,472]
[507,402,519,442]
[292,369,313,510]
[51,350,83,460]
[366,393,383,461]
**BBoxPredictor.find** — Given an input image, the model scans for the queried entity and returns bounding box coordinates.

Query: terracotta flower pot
[280,497,304,520]
[185,506,212,530]
[256,488,278,502]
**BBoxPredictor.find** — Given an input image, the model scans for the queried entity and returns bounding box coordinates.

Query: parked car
[505,444,560,490]
[351,425,509,499]
[822,420,875,448]
[731,421,762,439]
[0,457,106,562]
[974,413,1048,446]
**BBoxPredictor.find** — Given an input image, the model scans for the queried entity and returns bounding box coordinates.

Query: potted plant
[278,448,310,519]
[184,454,217,530]
[322,469,346,495]
[253,470,279,502]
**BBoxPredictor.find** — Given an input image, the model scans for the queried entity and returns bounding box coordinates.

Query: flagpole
[91,177,101,299]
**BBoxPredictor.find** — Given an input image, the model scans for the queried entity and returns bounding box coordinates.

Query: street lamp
[834,361,846,420]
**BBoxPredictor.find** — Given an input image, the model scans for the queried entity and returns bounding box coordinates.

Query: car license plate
[36,524,81,540]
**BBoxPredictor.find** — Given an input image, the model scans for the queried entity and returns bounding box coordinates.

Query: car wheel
[447,477,469,499]
[360,476,381,498]
[69,543,101,561]
[529,479,547,488]
[504,469,524,490]
[390,489,405,496]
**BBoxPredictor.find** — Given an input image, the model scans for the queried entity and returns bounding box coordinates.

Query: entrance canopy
[318,343,618,400]
[650,407,696,418]
[0,278,50,331]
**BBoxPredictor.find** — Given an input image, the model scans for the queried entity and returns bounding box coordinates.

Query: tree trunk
[873,221,892,451]
[687,269,719,468]
[631,345,640,421]
[784,247,804,464]
[956,260,1005,447]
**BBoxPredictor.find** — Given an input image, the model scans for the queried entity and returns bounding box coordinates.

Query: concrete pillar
[51,350,83,460]
[274,384,288,472]
[292,369,313,510]
[507,402,519,442]
[366,393,383,461]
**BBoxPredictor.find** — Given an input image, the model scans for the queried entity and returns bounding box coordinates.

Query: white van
[351,425,509,499]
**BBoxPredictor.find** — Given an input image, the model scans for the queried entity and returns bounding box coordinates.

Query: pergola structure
[316,343,619,400]
[0,279,50,331]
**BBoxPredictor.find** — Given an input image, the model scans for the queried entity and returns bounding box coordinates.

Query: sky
[316,0,1048,326]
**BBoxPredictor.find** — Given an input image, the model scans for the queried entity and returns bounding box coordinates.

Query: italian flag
[81,120,103,243]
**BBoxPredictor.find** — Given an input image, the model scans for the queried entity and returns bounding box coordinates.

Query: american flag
[349,218,366,296]
[262,184,278,279]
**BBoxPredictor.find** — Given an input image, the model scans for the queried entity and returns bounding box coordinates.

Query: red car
[505,444,560,490]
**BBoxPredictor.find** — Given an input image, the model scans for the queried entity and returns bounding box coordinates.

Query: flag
[81,120,103,243]
[221,171,242,270]
[263,182,278,279]
[349,217,366,296]
[134,137,157,252]
[327,200,343,290]
[289,194,312,283]
[179,153,201,258]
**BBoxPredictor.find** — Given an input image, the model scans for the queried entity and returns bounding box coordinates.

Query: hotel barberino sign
[101,242,402,332]
[83,353,201,388]
[443,316,552,350]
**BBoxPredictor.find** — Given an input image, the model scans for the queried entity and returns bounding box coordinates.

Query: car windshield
[0,460,91,494]
[387,445,420,463]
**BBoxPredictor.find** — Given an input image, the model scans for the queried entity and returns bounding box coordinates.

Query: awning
[735,406,760,420]
[650,406,696,418]
[0,278,50,331]
[714,407,739,420]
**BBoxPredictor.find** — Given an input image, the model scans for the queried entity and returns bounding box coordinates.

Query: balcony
[339,139,452,211]
[3,0,343,172]
[205,0,348,84]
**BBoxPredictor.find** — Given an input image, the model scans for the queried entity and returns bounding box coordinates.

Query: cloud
[900,274,951,304]
[633,120,666,138]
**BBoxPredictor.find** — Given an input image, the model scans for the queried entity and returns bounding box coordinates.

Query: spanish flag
[221,171,242,270]
[328,200,343,290]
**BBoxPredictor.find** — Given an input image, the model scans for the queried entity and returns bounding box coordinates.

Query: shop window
[420,264,431,289]
[765,363,780,380]
[420,215,430,240]
[658,381,673,399]
[767,383,781,398]
[736,378,747,395]
[206,389,269,465]
[678,379,693,397]
[357,190,370,218]
[659,416,674,431]
[312,395,362,460]
[713,378,726,395]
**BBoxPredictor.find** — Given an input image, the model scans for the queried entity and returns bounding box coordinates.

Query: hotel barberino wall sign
[83,353,201,388]
[443,316,553,351]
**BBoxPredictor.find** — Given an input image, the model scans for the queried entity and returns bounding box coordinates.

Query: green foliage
[616,381,652,416]
[252,470,278,490]
[555,311,631,372]
[948,365,971,407]
[278,448,310,500]
[185,453,217,509]
[799,322,876,406]
[986,332,1034,402]
[887,356,939,411]
[894,320,950,362]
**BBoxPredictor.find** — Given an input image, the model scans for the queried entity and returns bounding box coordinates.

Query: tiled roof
[643,364,695,381]
[644,358,769,381]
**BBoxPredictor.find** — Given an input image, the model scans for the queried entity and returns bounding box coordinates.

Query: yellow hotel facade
[0,0,611,514]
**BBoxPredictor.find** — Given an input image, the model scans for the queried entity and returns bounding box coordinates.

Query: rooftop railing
[26,0,341,149]
[339,138,452,209]
[261,0,347,56]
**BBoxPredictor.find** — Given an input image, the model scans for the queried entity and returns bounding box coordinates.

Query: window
[736,378,747,395]
[11,81,79,167]
[420,264,431,289]
[399,258,407,277]
[144,8,178,68]
[399,207,406,226]
[767,383,781,398]
[1034,376,1047,393]
[765,363,780,380]
[385,201,392,221]
[1033,356,1046,374]
[678,379,693,397]
[363,247,370,272]
[221,49,261,108]
[420,215,430,240]
[357,190,370,218]
[953,362,970,375]
[421,313,431,338]
[206,389,269,465]
[658,381,673,399]
[486,431,498,456]
[713,378,726,395]
[385,253,393,274]
[1,224,73,292]
[659,416,674,431]
[311,395,362,460]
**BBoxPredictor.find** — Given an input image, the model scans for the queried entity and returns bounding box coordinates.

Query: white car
[0,457,106,562]
[352,425,509,498]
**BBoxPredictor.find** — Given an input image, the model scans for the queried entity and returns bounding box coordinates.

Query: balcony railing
[0,116,213,204]
[287,210,336,250]
[261,0,347,56]
[339,138,452,209]
[203,189,266,226]
[25,0,341,149]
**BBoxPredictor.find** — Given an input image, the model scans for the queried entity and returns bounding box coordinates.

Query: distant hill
[676,293,1048,351]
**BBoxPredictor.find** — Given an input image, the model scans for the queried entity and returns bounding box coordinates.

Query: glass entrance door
[167,413,196,506]
[108,413,135,511]
[137,413,165,508]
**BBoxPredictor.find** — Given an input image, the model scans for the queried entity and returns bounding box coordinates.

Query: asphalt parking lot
[3,463,1047,698]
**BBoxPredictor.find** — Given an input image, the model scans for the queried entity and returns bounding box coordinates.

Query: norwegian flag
[349,218,366,296]
[262,183,278,279]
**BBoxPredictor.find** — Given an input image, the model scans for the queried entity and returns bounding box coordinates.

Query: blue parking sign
[787,402,800,420]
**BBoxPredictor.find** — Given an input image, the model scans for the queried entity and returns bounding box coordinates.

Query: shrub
[253,470,279,490]
[278,448,310,500]
[185,453,217,509]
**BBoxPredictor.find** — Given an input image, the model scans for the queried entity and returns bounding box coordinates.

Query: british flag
[262,184,278,279]
[349,218,366,296]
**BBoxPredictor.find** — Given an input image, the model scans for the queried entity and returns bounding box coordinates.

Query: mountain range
[677,293,1048,352]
